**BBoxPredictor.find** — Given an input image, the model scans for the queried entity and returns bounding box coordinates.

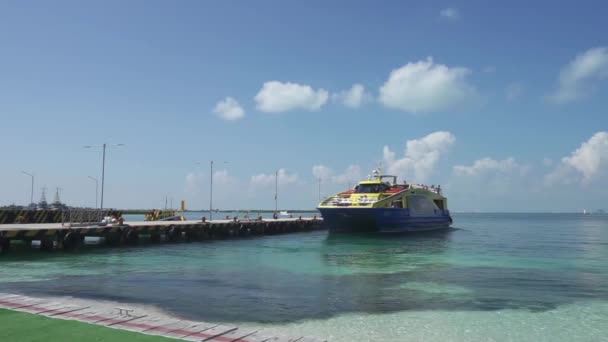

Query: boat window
[355,184,389,193]
[408,195,440,216]
[433,199,445,210]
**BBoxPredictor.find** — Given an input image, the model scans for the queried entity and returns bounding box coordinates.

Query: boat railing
[410,184,442,195]
[322,195,354,206]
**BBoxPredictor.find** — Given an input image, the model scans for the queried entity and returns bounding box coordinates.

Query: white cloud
[332,84,371,108]
[184,172,204,193]
[440,8,460,20]
[250,168,299,186]
[449,157,530,198]
[312,164,362,184]
[383,131,455,183]
[333,165,362,184]
[378,57,477,113]
[506,82,524,101]
[213,97,245,121]
[549,47,608,103]
[482,66,496,74]
[254,81,329,113]
[545,132,608,185]
[312,165,333,180]
[454,157,526,176]
[213,169,237,185]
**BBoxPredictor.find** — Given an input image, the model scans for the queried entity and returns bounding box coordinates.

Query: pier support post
[200,225,210,240]
[150,233,161,243]
[0,238,9,254]
[122,228,139,245]
[62,231,83,251]
[166,226,181,242]
[40,238,54,252]
[104,232,122,245]
[185,228,200,241]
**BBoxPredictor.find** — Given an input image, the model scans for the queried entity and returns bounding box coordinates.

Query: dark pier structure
[0,217,324,253]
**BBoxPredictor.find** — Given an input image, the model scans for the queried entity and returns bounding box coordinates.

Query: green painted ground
[0,309,174,342]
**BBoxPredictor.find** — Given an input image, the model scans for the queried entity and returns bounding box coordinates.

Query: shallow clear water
[1,213,607,341]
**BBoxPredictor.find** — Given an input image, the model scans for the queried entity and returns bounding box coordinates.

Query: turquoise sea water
[1,213,607,341]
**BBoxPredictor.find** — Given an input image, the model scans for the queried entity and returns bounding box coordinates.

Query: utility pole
[84,143,124,211]
[210,160,214,220]
[274,170,278,214]
[101,143,106,210]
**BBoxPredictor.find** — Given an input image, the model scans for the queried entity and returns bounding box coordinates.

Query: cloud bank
[250,168,299,186]
[439,8,460,20]
[332,84,371,108]
[312,164,362,184]
[545,132,608,185]
[383,131,455,183]
[379,57,477,113]
[255,81,329,113]
[213,97,245,121]
[549,46,608,103]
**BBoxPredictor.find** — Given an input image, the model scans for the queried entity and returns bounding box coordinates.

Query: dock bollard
[201,217,206,223]
[233,216,238,222]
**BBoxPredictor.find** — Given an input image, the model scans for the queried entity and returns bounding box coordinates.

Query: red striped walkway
[0,293,325,342]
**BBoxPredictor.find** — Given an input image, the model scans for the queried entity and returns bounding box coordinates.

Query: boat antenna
[372,161,382,180]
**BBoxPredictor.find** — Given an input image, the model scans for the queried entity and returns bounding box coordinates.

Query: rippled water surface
[1,213,607,341]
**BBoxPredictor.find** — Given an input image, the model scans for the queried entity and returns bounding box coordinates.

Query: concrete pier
[0,217,324,253]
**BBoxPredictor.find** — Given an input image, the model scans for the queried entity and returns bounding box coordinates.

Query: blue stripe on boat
[317,207,451,233]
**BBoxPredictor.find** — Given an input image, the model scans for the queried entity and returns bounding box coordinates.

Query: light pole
[274,170,278,214]
[21,171,34,206]
[88,176,98,209]
[196,160,228,221]
[84,143,124,210]
[210,160,214,220]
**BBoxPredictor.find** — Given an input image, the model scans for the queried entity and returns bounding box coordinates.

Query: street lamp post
[210,160,214,220]
[88,176,98,209]
[274,170,278,214]
[84,143,124,210]
[196,160,228,221]
[21,171,34,206]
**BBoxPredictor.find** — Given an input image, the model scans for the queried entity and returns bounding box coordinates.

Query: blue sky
[1,0,607,212]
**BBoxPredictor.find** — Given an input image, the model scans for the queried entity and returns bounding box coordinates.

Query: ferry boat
[317,167,452,233]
